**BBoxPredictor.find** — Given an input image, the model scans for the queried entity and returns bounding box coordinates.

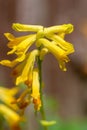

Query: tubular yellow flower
[0,54,26,67]
[45,33,74,54]
[0,104,21,130]
[31,69,40,98]
[31,69,41,110]
[0,87,19,110]
[12,23,43,32]
[36,38,73,71]
[4,33,36,56]
[44,24,73,34]
[0,23,74,71]
[44,24,74,53]
[16,50,39,85]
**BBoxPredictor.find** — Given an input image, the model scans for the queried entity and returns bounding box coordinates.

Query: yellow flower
[0,23,75,116]
[44,24,74,53]
[0,23,74,71]
[36,38,74,71]
[0,54,25,67]
[31,69,40,98]
[11,23,74,71]
[45,33,74,54]
[12,23,73,34]
[0,104,21,130]
[4,33,36,56]
[12,23,43,32]
[31,69,41,110]
[0,50,39,85]
[0,87,19,110]
[44,24,73,34]
[15,50,39,85]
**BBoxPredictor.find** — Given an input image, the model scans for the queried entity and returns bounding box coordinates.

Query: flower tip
[4,33,15,41]
[12,23,16,28]
[59,64,67,71]
[12,23,21,31]
[4,33,8,37]
[63,68,67,71]
[66,24,74,34]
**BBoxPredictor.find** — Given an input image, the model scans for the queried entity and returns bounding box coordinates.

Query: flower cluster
[0,87,21,130]
[0,23,74,113]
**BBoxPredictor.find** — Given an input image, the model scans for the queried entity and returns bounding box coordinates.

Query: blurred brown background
[0,0,87,121]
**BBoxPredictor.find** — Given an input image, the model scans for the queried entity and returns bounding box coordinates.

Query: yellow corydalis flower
[31,69,40,98]
[0,23,75,114]
[4,33,36,56]
[0,104,21,130]
[16,50,39,85]
[0,87,19,110]
[31,69,41,111]
[36,38,72,71]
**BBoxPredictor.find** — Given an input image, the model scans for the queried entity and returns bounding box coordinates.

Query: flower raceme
[0,23,75,112]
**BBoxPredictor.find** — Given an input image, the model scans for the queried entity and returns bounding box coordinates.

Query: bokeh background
[0,0,87,130]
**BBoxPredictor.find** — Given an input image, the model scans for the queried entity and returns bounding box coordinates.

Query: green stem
[38,55,48,130]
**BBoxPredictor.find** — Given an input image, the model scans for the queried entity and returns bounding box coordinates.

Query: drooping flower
[12,23,43,32]
[31,69,41,111]
[15,50,39,85]
[36,38,74,71]
[4,33,36,56]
